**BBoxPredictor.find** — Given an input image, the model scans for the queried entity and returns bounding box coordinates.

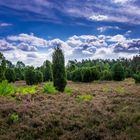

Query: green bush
[25,67,43,85]
[34,70,43,84]
[52,47,67,92]
[5,68,16,83]
[90,67,100,81]
[100,70,112,81]
[8,113,19,123]
[0,80,15,96]
[71,68,83,82]
[112,63,125,81]
[16,86,37,95]
[81,67,92,82]
[43,83,57,94]
[0,53,6,82]
[42,60,52,81]
[133,73,140,83]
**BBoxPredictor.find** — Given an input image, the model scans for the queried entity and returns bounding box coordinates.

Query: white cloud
[7,33,48,47]
[89,15,108,21]
[0,39,15,51]
[108,34,126,42]
[97,26,120,33]
[0,23,12,27]
[1,33,139,66]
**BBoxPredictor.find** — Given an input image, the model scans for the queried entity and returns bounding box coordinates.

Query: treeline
[66,56,140,83]
[0,52,140,85]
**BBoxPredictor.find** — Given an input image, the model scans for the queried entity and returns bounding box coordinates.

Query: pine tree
[43,60,52,81]
[5,68,16,83]
[112,63,125,81]
[52,46,67,92]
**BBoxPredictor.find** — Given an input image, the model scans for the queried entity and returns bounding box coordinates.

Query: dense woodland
[0,50,140,88]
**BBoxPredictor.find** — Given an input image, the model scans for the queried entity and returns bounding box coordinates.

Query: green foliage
[71,68,83,82]
[0,52,6,82]
[90,67,100,81]
[8,113,19,123]
[52,47,67,92]
[64,87,73,95]
[15,61,25,80]
[0,80,15,96]
[77,95,94,101]
[42,60,52,81]
[5,68,16,83]
[112,63,125,81]
[43,83,57,94]
[16,86,37,95]
[71,67,100,82]
[100,70,112,81]
[25,67,43,85]
[133,73,140,83]
[35,70,43,84]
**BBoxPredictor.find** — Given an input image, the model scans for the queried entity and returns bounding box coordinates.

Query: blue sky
[0,0,140,66]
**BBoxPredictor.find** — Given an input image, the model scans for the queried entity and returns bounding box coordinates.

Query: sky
[0,0,140,66]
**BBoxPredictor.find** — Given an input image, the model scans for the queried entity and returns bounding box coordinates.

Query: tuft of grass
[43,83,57,94]
[77,95,94,101]
[102,86,111,93]
[0,80,15,96]
[8,113,19,124]
[64,87,73,95]
[115,87,125,94]
[16,86,37,95]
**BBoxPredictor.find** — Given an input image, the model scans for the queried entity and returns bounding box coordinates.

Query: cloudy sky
[0,0,140,66]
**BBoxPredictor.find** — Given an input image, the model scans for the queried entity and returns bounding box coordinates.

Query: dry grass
[0,79,140,140]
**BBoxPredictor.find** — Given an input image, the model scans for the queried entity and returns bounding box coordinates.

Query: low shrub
[0,80,15,96]
[133,73,140,83]
[64,87,73,95]
[8,113,19,124]
[43,83,57,94]
[77,95,94,101]
[16,86,37,95]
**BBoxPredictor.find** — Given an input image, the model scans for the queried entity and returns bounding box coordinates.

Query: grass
[115,87,125,94]
[8,113,19,124]
[64,87,73,95]
[102,85,111,93]
[43,83,57,94]
[16,86,37,95]
[0,80,15,96]
[77,95,94,101]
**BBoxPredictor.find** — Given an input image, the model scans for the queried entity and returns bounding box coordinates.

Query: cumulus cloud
[0,39,15,51]
[18,43,38,52]
[89,15,108,21]
[0,33,139,66]
[7,33,48,47]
